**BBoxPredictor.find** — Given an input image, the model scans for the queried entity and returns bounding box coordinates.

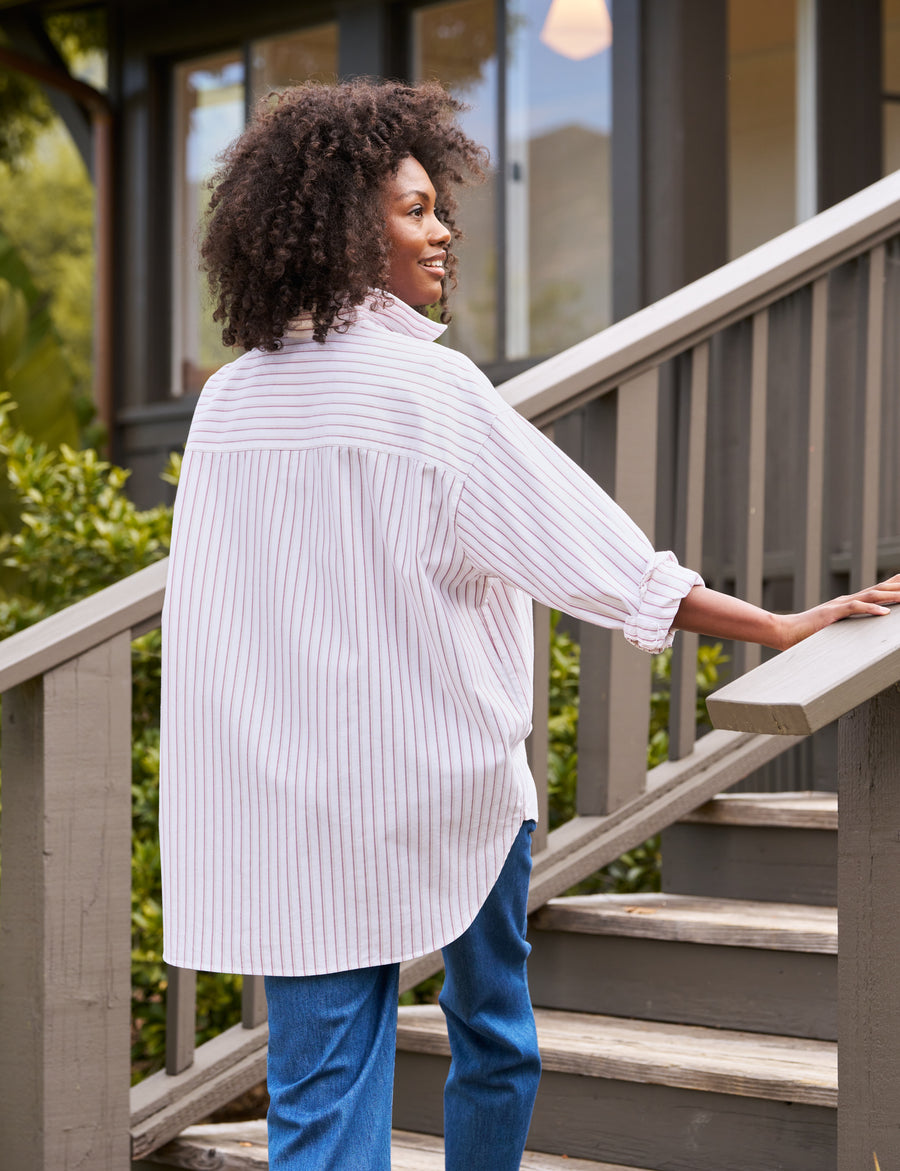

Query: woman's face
[382,156,451,308]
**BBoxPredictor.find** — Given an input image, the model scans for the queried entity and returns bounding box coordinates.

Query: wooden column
[578,372,658,815]
[837,682,900,1169]
[611,0,728,319]
[0,636,133,1171]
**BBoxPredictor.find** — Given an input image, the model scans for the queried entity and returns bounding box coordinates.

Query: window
[884,0,900,174]
[415,0,612,369]
[172,26,339,396]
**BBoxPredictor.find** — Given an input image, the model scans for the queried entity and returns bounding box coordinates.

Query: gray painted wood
[167,967,197,1076]
[396,1004,836,1107]
[0,636,133,1171]
[394,1055,836,1171]
[797,275,828,610]
[0,557,166,693]
[578,373,658,815]
[134,1120,639,1170]
[662,822,837,906]
[531,728,803,909]
[681,791,838,829]
[851,244,884,592]
[706,607,900,736]
[531,893,837,952]
[527,931,836,1040]
[669,342,708,759]
[732,310,768,679]
[837,684,900,1169]
[131,1022,269,1158]
[527,600,550,851]
[241,975,267,1031]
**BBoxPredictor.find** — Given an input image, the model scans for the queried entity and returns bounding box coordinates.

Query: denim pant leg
[264,963,400,1171]
[439,820,542,1171]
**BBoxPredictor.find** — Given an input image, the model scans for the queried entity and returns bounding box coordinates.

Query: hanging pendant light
[539,0,612,61]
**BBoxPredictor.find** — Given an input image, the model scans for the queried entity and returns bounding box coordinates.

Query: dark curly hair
[200,79,488,348]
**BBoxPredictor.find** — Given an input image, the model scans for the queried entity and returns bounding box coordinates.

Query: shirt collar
[283,291,447,344]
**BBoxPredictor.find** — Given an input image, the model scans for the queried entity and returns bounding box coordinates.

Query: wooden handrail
[500,171,900,428]
[707,608,900,736]
[0,558,167,692]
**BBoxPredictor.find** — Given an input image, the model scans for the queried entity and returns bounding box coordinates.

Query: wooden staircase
[135,791,838,1171]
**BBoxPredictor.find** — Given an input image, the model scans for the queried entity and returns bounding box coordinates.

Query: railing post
[837,681,900,1170]
[0,635,132,1171]
[578,372,658,815]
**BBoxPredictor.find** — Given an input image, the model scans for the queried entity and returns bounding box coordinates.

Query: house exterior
[1,0,895,503]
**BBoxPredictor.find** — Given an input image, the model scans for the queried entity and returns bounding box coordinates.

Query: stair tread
[680,790,837,830]
[141,1120,647,1170]
[531,892,836,953]
[397,1005,837,1108]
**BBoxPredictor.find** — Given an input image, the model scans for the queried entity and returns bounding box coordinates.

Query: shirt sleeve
[455,404,704,653]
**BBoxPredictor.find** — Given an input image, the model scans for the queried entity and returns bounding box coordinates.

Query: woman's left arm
[673,575,900,652]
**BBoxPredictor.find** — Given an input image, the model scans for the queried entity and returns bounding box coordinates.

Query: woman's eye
[410,206,424,217]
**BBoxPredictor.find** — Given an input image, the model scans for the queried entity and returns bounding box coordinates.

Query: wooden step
[528,893,837,1038]
[393,1006,836,1171]
[681,791,838,829]
[132,1119,650,1170]
[662,791,837,905]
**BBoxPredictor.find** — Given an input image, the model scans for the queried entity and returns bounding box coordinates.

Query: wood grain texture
[136,1121,643,1171]
[706,607,900,736]
[837,685,900,1168]
[0,637,134,1171]
[527,931,836,1040]
[396,1005,837,1107]
[531,893,836,953]
[0,557,166,693]
[680,790,838,829]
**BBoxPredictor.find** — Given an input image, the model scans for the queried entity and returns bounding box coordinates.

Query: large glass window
[415,0,612,368]
[173,51,246,395]
[172,27,339,396]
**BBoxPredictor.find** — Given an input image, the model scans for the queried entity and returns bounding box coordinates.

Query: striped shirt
[159,294,702,976]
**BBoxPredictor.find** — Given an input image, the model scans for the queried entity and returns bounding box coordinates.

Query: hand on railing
[771,574,900,651]
[674,574,900,653]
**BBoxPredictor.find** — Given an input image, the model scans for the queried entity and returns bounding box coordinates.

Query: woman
[160,79,900,1170]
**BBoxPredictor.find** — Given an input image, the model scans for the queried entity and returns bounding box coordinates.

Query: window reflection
[250,25,339,105]
[414,0,500,365]
[173,52,246,395]
[414,0,611,367]
[507,0,612,358]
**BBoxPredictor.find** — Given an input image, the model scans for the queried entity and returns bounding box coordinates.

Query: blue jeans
[265,820,540,1170]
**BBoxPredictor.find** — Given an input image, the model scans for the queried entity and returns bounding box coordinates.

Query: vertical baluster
[669,342,709,760]
[0,636,133,1171]
[527,601,551,851]
[733,310,768,678]
[797,276,828,611]
[242,974,268,1029]
[578,371,659,815]
[851,243,885,591]
[165,965,197,1075]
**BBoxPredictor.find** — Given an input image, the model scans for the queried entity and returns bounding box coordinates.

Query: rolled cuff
[623,551,704,654]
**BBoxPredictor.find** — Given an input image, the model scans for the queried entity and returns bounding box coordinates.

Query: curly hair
[200,79,488,349]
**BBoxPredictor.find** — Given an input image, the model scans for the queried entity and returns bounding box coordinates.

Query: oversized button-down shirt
[159,295,702,976]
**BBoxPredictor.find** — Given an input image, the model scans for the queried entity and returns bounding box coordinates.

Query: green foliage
[0,131,96,410]
[546,611,728,894]
[0,13,106,168]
